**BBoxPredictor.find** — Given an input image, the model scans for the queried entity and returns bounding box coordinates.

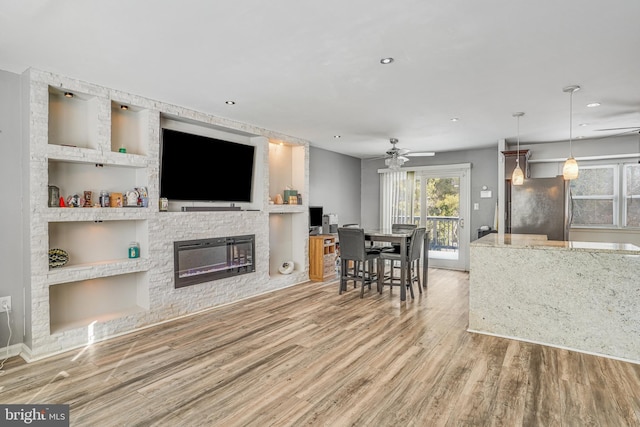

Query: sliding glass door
[379,164,470,270]
[417,165,470,270]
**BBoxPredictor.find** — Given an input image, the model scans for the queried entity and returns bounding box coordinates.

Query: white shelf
[46,144,148,168]
[44,207,151,222]
[267,204,306,214]
[47,258,152,285]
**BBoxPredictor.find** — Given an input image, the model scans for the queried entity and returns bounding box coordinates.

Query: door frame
[415,163,471,271]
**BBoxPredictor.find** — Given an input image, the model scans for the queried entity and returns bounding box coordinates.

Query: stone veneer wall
[23,68,309,360]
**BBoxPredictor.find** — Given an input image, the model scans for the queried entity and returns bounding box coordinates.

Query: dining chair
[337,227,381,298]
[378,227,426,298]
[382,222,418,269]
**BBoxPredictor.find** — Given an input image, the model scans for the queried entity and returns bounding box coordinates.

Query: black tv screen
[309,206,323,227]
[160,129,255,202]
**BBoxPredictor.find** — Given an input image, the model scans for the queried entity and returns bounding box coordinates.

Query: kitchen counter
[473,233,640,254]
[469,233,640,363]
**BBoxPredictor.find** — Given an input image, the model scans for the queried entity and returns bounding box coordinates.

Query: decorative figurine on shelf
[99,190,109,207]
[125,190,139,207]
[274,194,284,205]
[110,192,123,208]
[48,185,60,207]
[83,191,92,207]
[159,197,168,212]
[119,145,126,153]
[278,261,294,275]
[67,194,80,207]
[59,196,66,207]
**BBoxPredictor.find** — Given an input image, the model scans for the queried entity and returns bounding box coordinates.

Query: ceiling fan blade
[406,151,436,157]
[398,156,410,162]
[594,126,640,131]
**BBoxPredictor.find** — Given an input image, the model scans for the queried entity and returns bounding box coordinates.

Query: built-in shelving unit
[23,69,309,359]
[31,75,154,342]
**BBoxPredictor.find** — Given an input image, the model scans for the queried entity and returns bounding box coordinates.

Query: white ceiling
[1,0,640,159]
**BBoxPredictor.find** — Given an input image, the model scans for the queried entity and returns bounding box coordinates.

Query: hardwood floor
[1,269,639,426]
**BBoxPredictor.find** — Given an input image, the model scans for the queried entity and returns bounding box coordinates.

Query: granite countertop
[472,233,640,255]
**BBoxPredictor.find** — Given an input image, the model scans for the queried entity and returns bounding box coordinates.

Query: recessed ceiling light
[587,102,601,108]
[225,101,235,105]
[380,57,394,64]
[64,92,74,98]
[450,117,460,122]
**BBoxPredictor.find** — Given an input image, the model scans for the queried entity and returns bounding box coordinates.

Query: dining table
[364,228,429,301]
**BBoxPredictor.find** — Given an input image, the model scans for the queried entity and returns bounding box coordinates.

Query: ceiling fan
[383,138,435,170]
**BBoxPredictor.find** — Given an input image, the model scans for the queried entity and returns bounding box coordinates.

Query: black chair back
[337,227,367,262]
[409,227,426,261]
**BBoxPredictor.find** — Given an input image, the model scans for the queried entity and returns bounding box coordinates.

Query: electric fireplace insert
[173,235,255,288]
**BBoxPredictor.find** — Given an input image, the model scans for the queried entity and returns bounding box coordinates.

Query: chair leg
[339,258,346,294]
[376,259,383,293]
[406,262,415,299]
[415,259,422,294]
[360,260,366,298]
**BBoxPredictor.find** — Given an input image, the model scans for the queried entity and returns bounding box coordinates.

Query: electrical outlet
[0,296,11,313]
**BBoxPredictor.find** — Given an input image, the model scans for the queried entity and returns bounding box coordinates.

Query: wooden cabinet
[309,235,336,281]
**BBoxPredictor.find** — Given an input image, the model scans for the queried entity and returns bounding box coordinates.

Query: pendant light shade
[562,156,579,180]
[512,164,525,185]
[562,85,580,180]
[511,112,525,186]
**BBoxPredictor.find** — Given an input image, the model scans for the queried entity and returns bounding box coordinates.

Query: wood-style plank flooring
[1,269,639,426]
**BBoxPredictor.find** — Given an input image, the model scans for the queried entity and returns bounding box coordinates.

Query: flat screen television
[309,206,323,227]
[160,128,255,202]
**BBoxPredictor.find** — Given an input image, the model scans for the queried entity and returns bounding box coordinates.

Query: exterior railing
[390,215,460,251]
[426,216,459,251]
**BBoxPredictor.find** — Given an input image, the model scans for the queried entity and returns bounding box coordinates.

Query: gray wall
[361,146,499,240]
[0,69,24,349]
[309,146,361,226]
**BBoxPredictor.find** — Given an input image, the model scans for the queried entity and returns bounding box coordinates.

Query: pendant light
[562,85,580,180]
[511,112,525,185]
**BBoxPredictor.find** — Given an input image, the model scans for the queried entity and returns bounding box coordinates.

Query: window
[570,163,640,228]
[570,166,617,226]
[624,164,640,227]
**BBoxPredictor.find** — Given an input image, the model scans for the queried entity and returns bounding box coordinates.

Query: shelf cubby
[111,102,149,155]
[48,220,148,266]
[48,159,148,204]
[49,272,149,334]
[269,212,306,277]
[48,86,99,149]
[268,141,306,203]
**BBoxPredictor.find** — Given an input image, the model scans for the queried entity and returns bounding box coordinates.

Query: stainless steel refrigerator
[507,176,571,241]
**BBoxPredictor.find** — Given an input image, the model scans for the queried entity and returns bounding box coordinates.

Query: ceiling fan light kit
[562,85,580,180]
[382,138,435,170]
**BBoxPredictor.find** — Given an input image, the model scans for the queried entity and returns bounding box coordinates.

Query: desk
[365,229,429,301]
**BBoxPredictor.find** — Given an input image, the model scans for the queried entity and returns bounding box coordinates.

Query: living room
[1,2,640,425]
